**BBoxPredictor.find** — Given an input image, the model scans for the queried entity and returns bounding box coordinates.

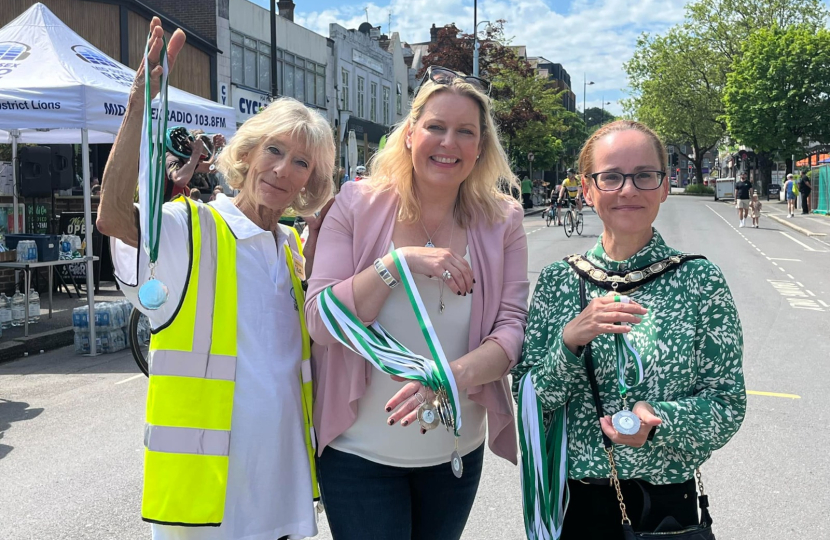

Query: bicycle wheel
[576,212,584,235]
[545,210,552,227]
[564,211,574,237]
[129,307,151,377]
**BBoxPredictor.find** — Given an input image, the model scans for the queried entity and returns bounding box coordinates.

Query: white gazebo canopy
[0,3,236,354]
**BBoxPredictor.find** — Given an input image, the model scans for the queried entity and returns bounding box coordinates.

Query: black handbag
[578,277,716,540]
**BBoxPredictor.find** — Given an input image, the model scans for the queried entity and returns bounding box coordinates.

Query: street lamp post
[583,73,594,124]
[600,99,611,126]
[528,152,535,183]
[270,0,278,98]
[473,20,491,77]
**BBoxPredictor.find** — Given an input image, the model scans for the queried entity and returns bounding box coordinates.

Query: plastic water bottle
[0,293,12,329]
[11,289,25,326]
[28,289,40,324]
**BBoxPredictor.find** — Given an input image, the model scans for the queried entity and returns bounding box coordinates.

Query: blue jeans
[318,444,485,540]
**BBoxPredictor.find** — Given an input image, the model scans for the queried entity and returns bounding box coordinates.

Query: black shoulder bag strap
[578,277,714,537]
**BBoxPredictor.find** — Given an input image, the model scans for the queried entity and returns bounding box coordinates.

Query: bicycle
[129,307,151,376]
[562,198,584,237]
[544,201,560,227]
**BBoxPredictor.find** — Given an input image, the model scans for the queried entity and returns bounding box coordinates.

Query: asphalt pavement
[1,194,828,539]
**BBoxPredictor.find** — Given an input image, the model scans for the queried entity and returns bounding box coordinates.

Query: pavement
[1,195,829,539]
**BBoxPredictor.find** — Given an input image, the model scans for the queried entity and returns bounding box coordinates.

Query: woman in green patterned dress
[513,120,745,539]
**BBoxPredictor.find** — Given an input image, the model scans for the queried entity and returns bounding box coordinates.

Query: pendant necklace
[419,205,454,248]
[437,219,455,314]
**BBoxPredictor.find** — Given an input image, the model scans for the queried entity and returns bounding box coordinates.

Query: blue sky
[248,0,690,116]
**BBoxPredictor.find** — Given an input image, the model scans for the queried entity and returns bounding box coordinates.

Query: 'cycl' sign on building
[233,85,271,124]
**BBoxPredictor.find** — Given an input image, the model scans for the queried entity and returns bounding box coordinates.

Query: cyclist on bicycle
[557,167,583,213]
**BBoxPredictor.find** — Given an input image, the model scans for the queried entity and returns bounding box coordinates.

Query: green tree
[625,28,726,185]
[584,107,616,130]
[724,26,830,164]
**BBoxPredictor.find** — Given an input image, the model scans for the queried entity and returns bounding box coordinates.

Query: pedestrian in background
[521,175,533,209]
[749,193,762,228]
[784,173,796,217]
[513,119,745,539]
[799,171,812,214]
[734,172,753,227]
[305,67,528,540]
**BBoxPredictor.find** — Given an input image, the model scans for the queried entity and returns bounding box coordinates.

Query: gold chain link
[696,468,705,495]
[605,447,631,525]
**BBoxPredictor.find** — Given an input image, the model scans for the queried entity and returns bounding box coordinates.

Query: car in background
[670,177,679,187]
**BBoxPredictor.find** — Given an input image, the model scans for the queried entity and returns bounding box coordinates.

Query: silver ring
[442,270,452,281]
[414,392,426,404]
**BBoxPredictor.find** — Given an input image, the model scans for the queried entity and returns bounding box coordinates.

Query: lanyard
[316,249,462,436]
[612,295,645,401]
[138,34,169,265]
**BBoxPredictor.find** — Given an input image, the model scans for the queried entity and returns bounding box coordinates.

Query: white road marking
[768,258,801,262]
[771,261,778,266]
[820,300,829,308]
[787,274,795,279]
[779,267,786,272]
[115,374,144,385]
[806,290,816,297]
[779,231,824,252]
[767,280,826,312]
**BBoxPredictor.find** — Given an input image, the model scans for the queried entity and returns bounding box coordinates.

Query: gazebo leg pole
[82,129,98,356]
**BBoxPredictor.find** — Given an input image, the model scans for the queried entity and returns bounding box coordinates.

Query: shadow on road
[0,399,44,460]
[0,350,140,376]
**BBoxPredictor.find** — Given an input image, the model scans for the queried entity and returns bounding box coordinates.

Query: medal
[451,449,463,478]
[138,276,169,310]
[612,409,641,435]
[417,402,440,431]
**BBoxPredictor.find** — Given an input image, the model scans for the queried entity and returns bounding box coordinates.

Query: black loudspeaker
[50,145,74,190]
[19,146,53,197]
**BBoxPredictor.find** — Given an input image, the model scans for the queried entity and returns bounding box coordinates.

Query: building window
[230,30,326,106]
[370,82,378,122]
[396,83,402,115]
[341,69,349,111]
[357,76,365,119]
[383,86,390,125]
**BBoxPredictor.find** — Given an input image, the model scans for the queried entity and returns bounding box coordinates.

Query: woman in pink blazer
[305,67,529,540]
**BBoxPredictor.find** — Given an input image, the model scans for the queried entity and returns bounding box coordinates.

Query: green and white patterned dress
[512,230,746,484]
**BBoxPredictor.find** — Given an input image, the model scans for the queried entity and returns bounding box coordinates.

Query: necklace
[437,219,455,314]
[420,206,454,248]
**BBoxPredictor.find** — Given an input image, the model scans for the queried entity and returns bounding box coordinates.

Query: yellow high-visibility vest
[141,197,317,527]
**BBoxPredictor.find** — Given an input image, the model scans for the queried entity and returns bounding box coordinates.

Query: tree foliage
[724,26,830,157]
[625,28,725,184]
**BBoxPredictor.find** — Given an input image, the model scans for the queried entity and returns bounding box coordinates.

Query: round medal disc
[451,450,464,479]
[139,278,169,310]
[417,403,440,430]
[612,410,641,435]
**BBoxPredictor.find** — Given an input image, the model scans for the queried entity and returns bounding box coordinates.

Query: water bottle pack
[73,300,133,354]
[59,235,83,260]
[15,240,38,263]
[0,293,12,330]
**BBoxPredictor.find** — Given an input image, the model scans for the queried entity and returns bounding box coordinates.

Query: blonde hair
[367,79,518,226]
[216,97,335,214]
[578,120,668,181]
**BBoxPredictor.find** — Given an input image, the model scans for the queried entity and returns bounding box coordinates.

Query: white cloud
[287,0,687,116]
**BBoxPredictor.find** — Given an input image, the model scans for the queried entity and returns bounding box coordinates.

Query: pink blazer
[304,181,529,464]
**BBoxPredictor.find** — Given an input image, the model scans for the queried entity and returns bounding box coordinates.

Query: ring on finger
[442,270,452,281]
[414,392,426,404]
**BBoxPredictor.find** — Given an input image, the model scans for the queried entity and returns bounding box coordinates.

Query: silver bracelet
[374,258,399,289]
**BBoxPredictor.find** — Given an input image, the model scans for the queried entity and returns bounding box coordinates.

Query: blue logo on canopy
[72,44,133,86]
[0,41,31,79]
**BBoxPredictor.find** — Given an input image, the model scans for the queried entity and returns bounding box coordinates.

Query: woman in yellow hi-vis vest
[97,18,334,540]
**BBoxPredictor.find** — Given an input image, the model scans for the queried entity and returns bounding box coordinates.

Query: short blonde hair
[367,78,518,226]
[216,98,335,214]
[578,120,668,179]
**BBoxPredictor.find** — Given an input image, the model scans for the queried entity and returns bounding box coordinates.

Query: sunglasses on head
[414,66,491,98]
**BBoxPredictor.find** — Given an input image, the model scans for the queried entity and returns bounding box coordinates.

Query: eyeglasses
[414,66,491,98]
[589,170,666,191]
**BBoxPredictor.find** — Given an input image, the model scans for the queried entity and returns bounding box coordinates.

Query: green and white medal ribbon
[317,249,462,437]
[137,34,170,310]
[611,294,645,435]
[517,372,568,540]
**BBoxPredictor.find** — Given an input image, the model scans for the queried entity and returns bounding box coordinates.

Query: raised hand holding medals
[609,293,646,436]
[137,32,171,310]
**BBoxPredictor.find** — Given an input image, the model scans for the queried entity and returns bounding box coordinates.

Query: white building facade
[330,23,395,172]
[225,0,334,127]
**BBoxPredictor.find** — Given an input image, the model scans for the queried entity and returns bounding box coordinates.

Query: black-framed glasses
[414,66,491,98]
[589,170,666,191]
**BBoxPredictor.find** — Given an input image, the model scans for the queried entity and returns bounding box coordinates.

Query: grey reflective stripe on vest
[192,205,219,356]
[149,350,236,381]
[144,424,230,456]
